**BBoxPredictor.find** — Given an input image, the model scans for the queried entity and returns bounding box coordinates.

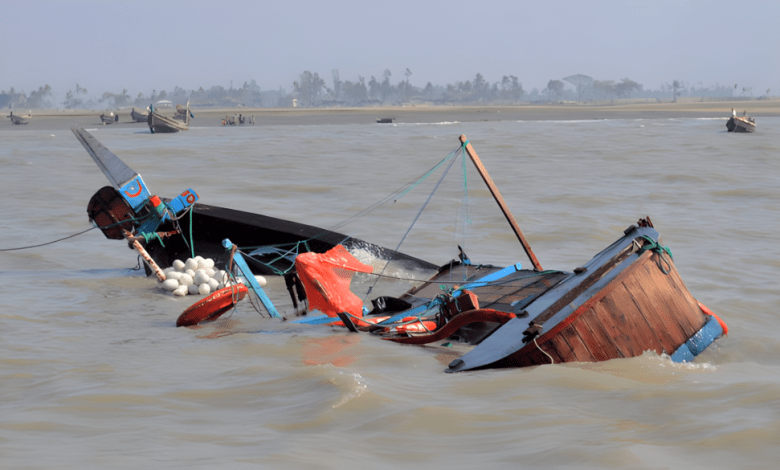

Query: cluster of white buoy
[159,256,252,297]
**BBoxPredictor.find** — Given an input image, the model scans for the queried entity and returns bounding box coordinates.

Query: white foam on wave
[332,372,367,409]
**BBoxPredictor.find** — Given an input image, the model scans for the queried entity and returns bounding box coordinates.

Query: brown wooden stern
[507,250,706,367]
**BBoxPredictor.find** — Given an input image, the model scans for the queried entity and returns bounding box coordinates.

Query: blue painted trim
[119,175,151,211]
[670,315,723,362]
[454,263,522,295]
[223,238,280,318]
[166,189,199,217]
[290,312,340,325]
[670,343,694,363]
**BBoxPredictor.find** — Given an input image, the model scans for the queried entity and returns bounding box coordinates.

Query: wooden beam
[459,135,543,271]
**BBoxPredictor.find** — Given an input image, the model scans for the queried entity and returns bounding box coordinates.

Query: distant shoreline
[4,100,779,131]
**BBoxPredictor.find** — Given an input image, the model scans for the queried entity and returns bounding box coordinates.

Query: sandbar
[3,100,778,131]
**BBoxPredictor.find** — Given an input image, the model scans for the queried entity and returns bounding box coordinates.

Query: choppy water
[2,117,779,468]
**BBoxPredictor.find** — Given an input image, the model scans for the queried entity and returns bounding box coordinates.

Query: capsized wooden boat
[72,127,437,278]
[291,135,726,371]
[72,127,725,371]
[147,102,191,133]
[727,108,755,133]
[130,108,148,123]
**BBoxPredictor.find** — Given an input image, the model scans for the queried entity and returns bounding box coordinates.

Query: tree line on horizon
[0,72,770,110]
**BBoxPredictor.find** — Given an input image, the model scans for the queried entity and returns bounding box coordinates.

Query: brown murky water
[1,117,779,468]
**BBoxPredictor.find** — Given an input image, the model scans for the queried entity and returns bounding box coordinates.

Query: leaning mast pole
[459,134,543,271]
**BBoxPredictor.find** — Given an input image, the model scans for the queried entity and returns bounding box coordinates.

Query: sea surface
[1,117,779,469]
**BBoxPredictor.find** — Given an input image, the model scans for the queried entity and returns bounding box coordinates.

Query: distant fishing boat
[100,113,118,125]
[130,108,148,123]
[376,117,394,124]
[7,111,29,125]
[147,101,192,133]
[727,109,755,133]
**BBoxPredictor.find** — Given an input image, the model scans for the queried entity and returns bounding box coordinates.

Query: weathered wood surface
[510,250,707,366]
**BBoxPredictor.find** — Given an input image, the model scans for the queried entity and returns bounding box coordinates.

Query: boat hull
[138,201,438,276]
[448,226,720,371]
[131,109,148,123]
[499,250,706,367]
[727,116,755,133]
[148,111,188,133]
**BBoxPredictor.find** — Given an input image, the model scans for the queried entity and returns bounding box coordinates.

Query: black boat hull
[140,201,437,276]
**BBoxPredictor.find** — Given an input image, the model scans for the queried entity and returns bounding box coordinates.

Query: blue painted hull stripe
[670,315,723,362]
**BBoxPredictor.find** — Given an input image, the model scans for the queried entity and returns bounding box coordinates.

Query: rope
[0,210,157,252]
[329,147,460,232]
[364,146,462,299]
[534,336,554,364]
[188,203,195,258]
[0,226,98,251]
[137,232,166,247]
[235,247,296,276]
[637,235,673,274]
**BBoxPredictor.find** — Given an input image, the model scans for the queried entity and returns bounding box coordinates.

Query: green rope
[638,235,673,260]
[638,235,673,274]
[396,149,457,200]
[188,205,195,259]
[137,232,165,247]
[235,248,295,276]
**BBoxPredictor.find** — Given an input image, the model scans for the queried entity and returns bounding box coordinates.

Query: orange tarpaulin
[295,245,374,319]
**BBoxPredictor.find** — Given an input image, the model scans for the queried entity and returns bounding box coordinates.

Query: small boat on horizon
[130,108,148,123]
[727,109,755,133]
[7,111,30,125]
[147,101,192,133]
[100,112,118,125]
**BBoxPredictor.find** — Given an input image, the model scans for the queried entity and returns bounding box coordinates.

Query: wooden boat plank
[546,331,576,362]
[665,260,706,313]
[593,299,640,357]
[572,310,624,361]
[639,259,703,338]
[557,324,596,362]
[620,272,688,354]
[515,341,562,367]
[601,279,664,355]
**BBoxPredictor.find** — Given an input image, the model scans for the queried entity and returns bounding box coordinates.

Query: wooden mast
[459,135,543,271]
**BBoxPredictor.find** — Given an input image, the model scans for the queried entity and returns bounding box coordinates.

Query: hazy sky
[2,0,778,99]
